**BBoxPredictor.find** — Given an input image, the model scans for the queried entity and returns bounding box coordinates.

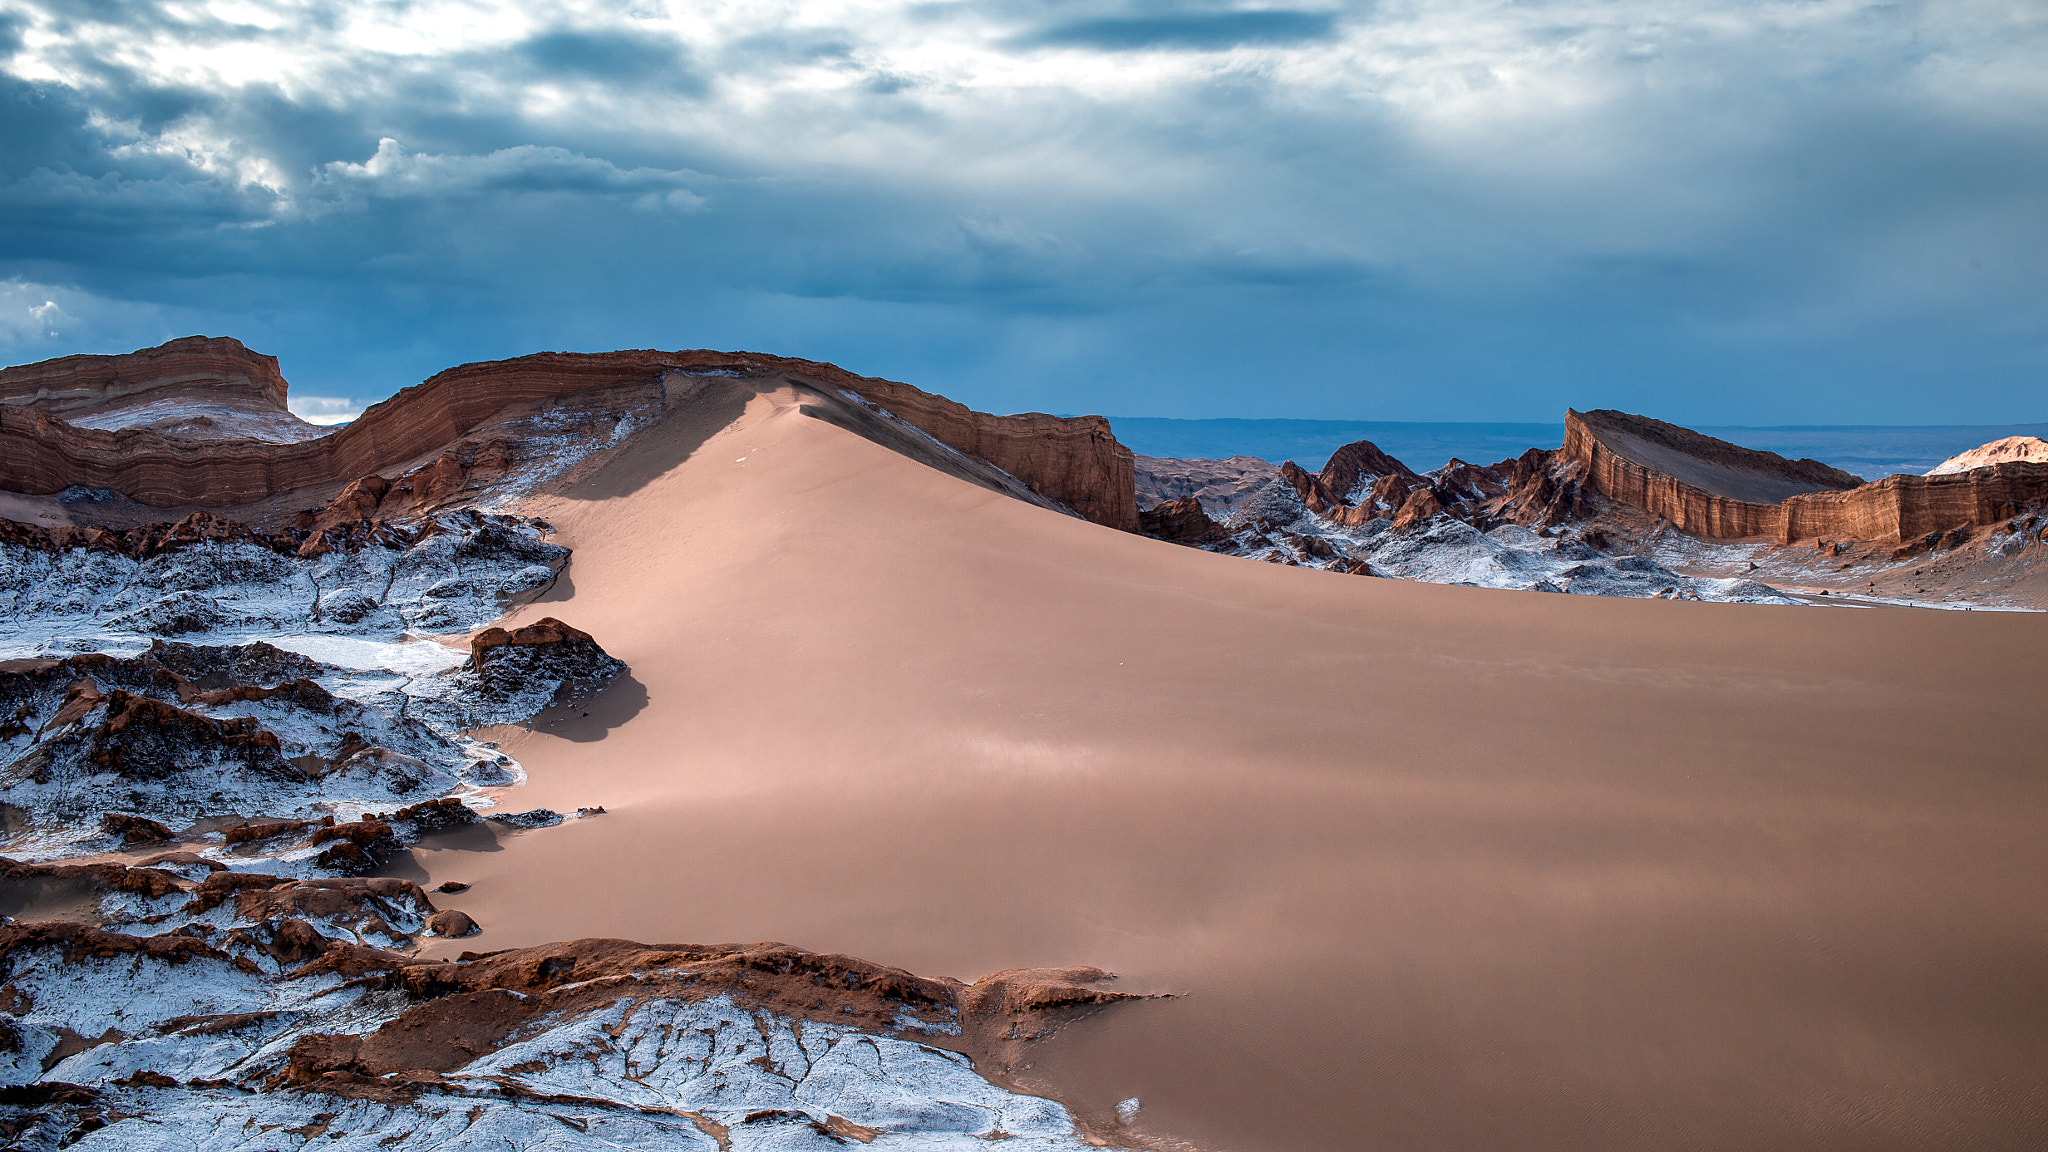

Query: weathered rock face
[0,341,1140,532]
[1561,409,1860,539]
[1562,409,2048,542]
[0,336,288,416]
[1779,462,2048,543]
[0,336,321,444]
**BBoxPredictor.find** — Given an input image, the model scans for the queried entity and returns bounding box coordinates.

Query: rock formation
[1138,496,1230,545]
[1563,409,2048,542]
[0,336,288,417]
[0,918,1144,1150]
[0,340,1139,532]
[463,617,627,713]
[1927,435,2048,476]
[0,336,321,443]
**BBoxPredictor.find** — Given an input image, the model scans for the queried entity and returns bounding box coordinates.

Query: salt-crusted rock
[0,928,1143,1151]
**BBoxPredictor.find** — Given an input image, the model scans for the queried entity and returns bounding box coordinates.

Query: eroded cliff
[1562,409,2048,542]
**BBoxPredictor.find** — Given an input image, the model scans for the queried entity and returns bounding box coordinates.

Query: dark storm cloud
[514,28,708,95]
[1018,10,1338,51]
[0,0,2040,424]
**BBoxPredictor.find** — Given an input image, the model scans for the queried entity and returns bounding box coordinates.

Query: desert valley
[0,336,2044,1151]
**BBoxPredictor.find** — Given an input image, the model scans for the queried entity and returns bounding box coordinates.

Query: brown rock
[1390,488,1445,531]
[1927,436,2048,475]
[468,617,596,667]
[1315,440,1419,502]
[97,813,173,844]
[223,816,327,845]
[390,798,480,834]
[427,910,478,938]
[1138,496,1228,545]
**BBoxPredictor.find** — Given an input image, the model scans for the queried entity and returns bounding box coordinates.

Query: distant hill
[1106,418,1565,474]
[1107,416,2048,480]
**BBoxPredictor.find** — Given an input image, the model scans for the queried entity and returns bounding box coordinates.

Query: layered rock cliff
[1562,409,2048,542]
[0,342,1140,532]
[0,335,288,415]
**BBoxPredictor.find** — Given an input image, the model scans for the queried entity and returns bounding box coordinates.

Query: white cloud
[0,281,183,363]
[309,138,709,212]
[288,396,368,425]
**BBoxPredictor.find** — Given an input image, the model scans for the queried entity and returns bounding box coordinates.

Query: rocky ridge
[0,339,1138,532]
[1139,411,2048,607]
[0,336,320,444]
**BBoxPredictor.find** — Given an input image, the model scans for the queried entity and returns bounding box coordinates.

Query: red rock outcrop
[0,336,287,415]
[1561,409,1859,539]
[0,342,1139,532]
[1316,439,1420,502]
[1562,409,2048,542]
[465,617,623,703]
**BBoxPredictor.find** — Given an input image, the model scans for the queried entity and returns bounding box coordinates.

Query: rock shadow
[375,821,506,883]
[526,672,649,743]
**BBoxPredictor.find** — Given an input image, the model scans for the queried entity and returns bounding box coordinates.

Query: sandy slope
[400,380,2048,1152]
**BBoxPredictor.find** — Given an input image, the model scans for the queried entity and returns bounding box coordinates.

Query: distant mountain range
[1106,416,2048,480]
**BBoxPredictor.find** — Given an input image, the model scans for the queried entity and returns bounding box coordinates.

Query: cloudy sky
[0,0,2042,424]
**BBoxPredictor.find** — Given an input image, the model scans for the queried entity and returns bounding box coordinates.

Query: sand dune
[389,379,2048,1151]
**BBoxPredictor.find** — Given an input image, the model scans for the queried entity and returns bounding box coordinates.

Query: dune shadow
[558,375,758,503]
[528,671,650,742]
